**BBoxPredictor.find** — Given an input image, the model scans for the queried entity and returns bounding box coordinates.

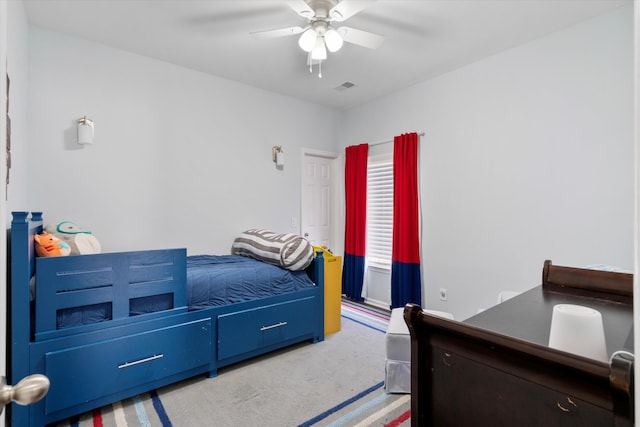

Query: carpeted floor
[55,301,410,427]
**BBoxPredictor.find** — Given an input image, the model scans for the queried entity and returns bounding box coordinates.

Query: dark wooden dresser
[404,260,634,427]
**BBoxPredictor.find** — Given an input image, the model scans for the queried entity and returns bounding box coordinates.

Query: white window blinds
[366,156,393,268]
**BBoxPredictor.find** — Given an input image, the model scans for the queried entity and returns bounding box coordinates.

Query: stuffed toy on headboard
[44,221,101,255]
[34,232,71,257]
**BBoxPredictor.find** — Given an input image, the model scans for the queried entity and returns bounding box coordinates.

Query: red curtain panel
[342,143,368,301]
[391,132,422,308]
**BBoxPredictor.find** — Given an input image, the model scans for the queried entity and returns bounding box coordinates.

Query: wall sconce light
[76,116,94,145]
[272,145,284,168]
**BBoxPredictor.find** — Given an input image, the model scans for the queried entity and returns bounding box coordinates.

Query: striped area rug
[55,391,171,427]
[339,300,391,333]
[55,300,410,427]
[299,301,411,427]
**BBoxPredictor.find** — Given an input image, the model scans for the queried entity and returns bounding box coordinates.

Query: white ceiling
[23,0,630,110]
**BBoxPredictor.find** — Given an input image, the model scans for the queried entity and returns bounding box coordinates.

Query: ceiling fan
[250,0,384,78]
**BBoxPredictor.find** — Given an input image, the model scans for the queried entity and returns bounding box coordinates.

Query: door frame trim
[300,148,342,255]
[0,1,8,425]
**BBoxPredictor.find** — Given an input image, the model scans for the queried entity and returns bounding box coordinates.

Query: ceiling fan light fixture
[324,28,343,52]
[298,28,317,52]
[252,0,383,79]
[311,37,327,60]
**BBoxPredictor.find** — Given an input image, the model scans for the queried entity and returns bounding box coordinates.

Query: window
[366,155,393,269]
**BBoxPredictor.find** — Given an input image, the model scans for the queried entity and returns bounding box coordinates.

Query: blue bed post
[10,211,41,426]
[313,250,325,343]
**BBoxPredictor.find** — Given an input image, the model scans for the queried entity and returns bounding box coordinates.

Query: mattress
[55,254,316,329]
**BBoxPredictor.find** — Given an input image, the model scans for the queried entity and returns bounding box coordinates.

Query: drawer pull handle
[260,321,287,331]
[557,397,576,413]
[442,352,454,367]
[118,354,164,369]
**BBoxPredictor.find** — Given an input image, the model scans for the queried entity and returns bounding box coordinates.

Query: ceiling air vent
[335,81,356,92]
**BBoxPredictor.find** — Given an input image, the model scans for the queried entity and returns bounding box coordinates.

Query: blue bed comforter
[186,254,315,309]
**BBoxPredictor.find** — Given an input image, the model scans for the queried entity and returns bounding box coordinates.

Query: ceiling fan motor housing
[312,20,329,35]
[305,0,341,20]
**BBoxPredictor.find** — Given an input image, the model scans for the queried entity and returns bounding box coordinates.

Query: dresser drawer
[44,317,211,414]
[217,296,316,360]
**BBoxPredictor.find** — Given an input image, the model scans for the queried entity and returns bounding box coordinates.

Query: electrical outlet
[439,288,448,301]
[291,217,297,227]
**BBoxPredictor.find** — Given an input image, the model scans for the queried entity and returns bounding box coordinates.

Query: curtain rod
[368,131,425,147]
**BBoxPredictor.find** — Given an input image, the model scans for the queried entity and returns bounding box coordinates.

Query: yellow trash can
[315,247,342,335]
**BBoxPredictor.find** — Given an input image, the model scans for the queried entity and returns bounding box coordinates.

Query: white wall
[27,28,336,255]
[21,5,637,321]
[338,6,635,320]
[0,3,7,424]
[6,0,29,216]
[2,3,29,423]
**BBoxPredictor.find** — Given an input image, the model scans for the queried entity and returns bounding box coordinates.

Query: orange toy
[34,232,71,257]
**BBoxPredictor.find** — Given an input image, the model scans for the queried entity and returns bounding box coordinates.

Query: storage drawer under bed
[44,317,212,414]
[217,296,316,360]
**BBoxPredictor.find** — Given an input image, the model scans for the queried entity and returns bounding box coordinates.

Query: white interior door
[301,150,339,251]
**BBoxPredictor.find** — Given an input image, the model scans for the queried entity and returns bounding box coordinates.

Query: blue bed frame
[9,211,325,426]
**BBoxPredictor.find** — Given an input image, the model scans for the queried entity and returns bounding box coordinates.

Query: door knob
[0,374,50,414]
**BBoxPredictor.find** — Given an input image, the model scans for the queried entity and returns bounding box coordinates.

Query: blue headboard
[9,211,43,384]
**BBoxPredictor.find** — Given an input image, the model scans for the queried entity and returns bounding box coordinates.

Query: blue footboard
[34,248,187,340]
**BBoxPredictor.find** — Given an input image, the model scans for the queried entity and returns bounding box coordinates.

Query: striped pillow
[231,229,313,271]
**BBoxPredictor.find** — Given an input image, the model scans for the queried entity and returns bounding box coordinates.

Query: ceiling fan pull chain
[318,61,322,78]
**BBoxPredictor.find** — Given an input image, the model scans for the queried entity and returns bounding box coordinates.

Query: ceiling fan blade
[288,0,315,19]
[337,26,384,49]
[330,1,375,22]
[250,26,305,39]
